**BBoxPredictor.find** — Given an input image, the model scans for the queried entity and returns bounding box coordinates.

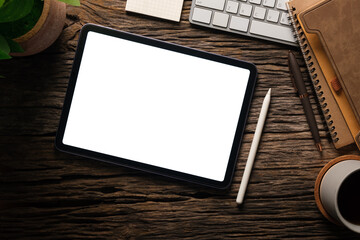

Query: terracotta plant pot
[11,0,66,57]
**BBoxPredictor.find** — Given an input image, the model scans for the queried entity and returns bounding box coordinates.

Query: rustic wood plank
[1,0,359,239]
[0,136,358,239]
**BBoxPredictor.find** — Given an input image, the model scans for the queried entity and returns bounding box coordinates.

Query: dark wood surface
[1,1,359,239]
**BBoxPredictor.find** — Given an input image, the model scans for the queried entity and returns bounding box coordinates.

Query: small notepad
[125,0,184,22]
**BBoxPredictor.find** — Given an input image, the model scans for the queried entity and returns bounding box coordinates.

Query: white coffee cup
[318,158,360,233]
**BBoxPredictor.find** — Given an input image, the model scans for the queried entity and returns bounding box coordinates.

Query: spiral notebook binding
[287,4,339,143]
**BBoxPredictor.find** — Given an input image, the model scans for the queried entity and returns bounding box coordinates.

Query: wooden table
[1,1,359,239]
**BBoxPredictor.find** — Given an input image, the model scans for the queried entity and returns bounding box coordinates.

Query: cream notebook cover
[287,0,354,149]
[126,0,184,22]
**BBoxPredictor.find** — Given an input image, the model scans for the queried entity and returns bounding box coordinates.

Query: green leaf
[7,39,23,53]
[0,34,10,54]
[0,0,5,8]
[0,0,43,39]
[0,34,11,59]
[0,49,11,60]
[57,0,80,6]
[0,0,34,23]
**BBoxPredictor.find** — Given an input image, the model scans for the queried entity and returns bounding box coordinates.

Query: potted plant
[0,0,80,59]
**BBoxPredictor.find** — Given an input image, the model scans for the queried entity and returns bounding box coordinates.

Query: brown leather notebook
[300,0,360,124]
[287,0,354,149]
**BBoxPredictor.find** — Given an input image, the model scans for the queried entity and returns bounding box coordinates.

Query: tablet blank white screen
[63,31,250,181]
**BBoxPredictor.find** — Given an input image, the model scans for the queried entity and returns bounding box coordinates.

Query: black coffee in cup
[337,170,360,225]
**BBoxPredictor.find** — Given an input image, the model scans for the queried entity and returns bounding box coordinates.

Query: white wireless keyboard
[189,0,298,46]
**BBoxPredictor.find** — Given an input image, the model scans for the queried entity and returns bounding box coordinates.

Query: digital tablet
[56,24,257,189]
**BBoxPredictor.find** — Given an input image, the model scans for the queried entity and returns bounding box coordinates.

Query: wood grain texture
[1,0,359,239]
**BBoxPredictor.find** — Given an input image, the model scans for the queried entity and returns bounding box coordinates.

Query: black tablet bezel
[55,24,257,189]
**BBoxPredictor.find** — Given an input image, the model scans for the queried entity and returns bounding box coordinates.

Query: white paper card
[125,0,184,22]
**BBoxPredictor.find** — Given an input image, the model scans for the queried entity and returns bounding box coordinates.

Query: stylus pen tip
[236,194,244,205]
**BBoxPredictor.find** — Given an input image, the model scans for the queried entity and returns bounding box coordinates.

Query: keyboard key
[226,1,239,14]
[213,12,229,27]
[280,12,290,25]
[229,16,250,32]
[253,6,266,20]
[192,7,212,24]
[239,3,253,17]
[263,0,275,8]
[249,0,261,4]
[195,0,226,11]
[276,0,288,10]
[250,20,295,43]
[266,9,279,23]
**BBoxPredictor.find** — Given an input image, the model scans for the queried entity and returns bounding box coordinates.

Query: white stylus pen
[236,88,271,205]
